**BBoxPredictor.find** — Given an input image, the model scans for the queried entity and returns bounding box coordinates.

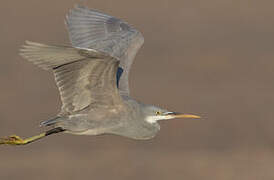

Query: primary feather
[66,5,144,96]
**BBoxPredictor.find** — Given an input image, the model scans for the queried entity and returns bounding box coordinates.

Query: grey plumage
[16,4,200,142]
[66,5,144,95]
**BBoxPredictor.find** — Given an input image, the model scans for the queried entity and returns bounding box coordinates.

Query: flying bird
[0,5,200,145]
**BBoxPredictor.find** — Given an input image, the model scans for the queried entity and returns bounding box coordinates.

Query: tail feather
[20,41,85,70]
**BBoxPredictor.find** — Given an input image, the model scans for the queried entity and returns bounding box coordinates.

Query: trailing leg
[0,127,65,146]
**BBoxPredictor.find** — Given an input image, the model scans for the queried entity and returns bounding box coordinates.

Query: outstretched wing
[20,41,123,114]
[66,5,144,95]
[54,57,121,114]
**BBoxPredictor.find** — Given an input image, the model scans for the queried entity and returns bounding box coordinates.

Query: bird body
[0,5,200,145]
[42,95,160,140]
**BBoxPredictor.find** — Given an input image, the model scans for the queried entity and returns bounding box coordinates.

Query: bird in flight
[0,5,200,145]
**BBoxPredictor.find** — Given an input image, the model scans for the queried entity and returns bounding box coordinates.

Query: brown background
[1,0,274,179]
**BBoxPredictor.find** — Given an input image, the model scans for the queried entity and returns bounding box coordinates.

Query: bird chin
[145,115,174,124]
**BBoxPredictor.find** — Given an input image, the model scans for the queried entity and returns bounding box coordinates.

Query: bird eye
[156,111,161,115]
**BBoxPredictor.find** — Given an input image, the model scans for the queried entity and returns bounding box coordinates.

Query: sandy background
[1,0,274,179]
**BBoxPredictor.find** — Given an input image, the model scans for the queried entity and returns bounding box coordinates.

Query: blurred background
[1,0,274,179]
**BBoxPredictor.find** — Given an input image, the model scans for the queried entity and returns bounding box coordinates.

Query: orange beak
[169,112,201,119]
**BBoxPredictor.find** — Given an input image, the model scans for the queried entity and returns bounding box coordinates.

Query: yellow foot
[0,135,27,145]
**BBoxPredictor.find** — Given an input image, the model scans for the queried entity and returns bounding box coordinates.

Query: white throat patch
[145,115,174,124]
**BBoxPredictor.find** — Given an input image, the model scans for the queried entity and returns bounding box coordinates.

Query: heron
[0,5,200,146]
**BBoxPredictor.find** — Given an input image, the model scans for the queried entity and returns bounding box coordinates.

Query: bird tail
[19,41,85,70]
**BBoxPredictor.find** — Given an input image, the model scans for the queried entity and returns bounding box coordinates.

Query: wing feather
[20,41,123,114]
[54,57,122,114]
[66,5,144,96]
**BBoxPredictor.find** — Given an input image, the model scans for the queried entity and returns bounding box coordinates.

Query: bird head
[144,105,201,124]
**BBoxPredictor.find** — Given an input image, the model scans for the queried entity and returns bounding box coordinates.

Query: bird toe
[0,135,25,145]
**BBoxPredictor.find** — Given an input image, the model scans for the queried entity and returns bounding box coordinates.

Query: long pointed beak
[168,112,201,119]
